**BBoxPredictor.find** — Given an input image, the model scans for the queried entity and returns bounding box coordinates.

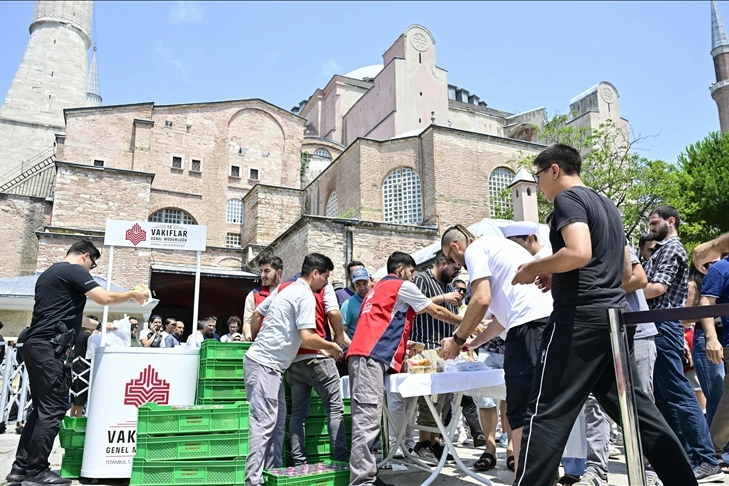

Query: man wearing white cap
[502,221,552,260]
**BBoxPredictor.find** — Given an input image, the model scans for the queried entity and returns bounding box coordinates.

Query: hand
[512,262,537,285]
[693,241,721,274]
[243,334,253,342]
[130,290,148,305]
[333,332,345,346]
[442,292,463,305]
[535,273,552,292]
[706,337,724,365]
[327,343,343,360]
[439,337,460,360]
[465,336,478,350]
[343,334,352,348]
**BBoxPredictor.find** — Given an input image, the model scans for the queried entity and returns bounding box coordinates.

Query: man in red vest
[347,251,462,486]
[243,255,283,341]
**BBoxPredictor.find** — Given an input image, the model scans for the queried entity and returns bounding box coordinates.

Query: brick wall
[0,194,51,278]
[242,185,304,247]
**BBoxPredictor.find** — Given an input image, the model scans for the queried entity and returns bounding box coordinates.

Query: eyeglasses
[87,253,98,270]
[533,165,551,183]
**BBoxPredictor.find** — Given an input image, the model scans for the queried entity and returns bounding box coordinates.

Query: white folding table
[381,369,506,486]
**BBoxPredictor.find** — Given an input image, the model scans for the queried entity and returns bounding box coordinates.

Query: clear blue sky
[0,1,721,163]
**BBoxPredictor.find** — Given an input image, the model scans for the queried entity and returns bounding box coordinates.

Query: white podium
[81,346,200,478]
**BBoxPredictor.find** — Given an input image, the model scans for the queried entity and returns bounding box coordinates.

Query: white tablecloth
[385,369,506,400]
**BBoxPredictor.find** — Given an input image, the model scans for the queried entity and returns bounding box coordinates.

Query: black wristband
[452,331,466,347]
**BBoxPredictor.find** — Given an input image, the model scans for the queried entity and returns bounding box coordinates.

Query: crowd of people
[9,141,729,486]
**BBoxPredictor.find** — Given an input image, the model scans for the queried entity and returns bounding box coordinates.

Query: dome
[343,65,383,81]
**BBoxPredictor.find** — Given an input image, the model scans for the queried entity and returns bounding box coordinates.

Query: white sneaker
[608,443,621,458]
[645,471,663,486]
[576,470,608,486]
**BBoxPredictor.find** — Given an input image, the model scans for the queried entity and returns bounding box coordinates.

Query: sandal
[473,451,496,471]
[556,474,581,486]
[507,455,515,472]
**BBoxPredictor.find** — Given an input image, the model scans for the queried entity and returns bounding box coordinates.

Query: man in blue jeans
[644,205,723,482]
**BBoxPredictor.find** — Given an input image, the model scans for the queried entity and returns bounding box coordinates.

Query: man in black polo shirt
[7,240,146,486]
[510,144,696,486]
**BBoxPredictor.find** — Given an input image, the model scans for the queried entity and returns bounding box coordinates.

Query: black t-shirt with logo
[549,186,631,327]
[25,262,100,343]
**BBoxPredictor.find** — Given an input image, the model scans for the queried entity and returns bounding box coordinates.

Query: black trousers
[513,322,696,486]
[13,341,70,476]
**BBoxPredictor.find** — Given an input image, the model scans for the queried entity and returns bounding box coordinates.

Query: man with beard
[409,251,464,462]
[644,205,722,481]
[243,255,283,341]
[165,321,185,347]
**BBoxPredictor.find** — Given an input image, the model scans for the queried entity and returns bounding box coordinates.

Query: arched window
[382,167,422,224]
[313,148,331,159]
[489,167,515,217]
[326,192,338,217]
[226,199,244,223]
[149,208,197,225]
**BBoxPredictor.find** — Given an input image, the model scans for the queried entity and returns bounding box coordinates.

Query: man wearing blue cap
[341,267,373,339]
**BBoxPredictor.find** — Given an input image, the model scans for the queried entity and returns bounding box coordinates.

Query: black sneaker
[693,462,724,484]
[431,442,455,464]
[6,465,26,483]
[20,469,71,486]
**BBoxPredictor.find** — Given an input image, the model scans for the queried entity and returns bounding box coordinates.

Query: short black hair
[650,205,681,229]
[301,253,334,277]
[387,251,416,274]
[197,320,206,331]
[346,260,365,277]
[67,239,101,260]
[149,314,162,325]
[638,233,656,249]
[164,317,176,327]
[227,316,241,326]
[533,143,582,176]
[259,255,283,272]
[452,278,466,287]
[434,250,449,264]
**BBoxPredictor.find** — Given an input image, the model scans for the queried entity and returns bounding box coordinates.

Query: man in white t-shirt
[186,321,206,348]
[440,225,553,478]
[244,253,343,486]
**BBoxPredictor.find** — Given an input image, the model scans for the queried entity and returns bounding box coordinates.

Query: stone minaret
[0,1,94,180]
[86,46,102,107]
[711,1,729,132]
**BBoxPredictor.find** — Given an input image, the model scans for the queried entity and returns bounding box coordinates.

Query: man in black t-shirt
[8,240,146,486]
[510,144,696,486]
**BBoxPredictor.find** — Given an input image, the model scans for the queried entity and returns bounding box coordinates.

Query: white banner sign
[82,346,200,478]
[104,220,206,251]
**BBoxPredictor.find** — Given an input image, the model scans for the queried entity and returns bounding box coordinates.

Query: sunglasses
[455,287,467,294]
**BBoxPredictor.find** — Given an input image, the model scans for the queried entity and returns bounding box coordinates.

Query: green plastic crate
[285,396,351,417]
[137,402,249,436]
[130,457,246,486]
[136,430,249,461]
[199,340,251,361]
[199,359,245,380]
[60,449,84,479]
[283,452,332,467]
[197,379,247,402]
[285,434,331,456]
[264,460,349,486]
[285,416,352,437]
[59,417,86,449]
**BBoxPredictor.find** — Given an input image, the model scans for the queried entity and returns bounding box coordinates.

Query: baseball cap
[352,267,370,282]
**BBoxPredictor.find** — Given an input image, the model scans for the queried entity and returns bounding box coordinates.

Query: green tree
[678,131,729,246]
[511,115,690,242]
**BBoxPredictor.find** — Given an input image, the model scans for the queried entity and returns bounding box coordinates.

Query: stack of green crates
[197,340,251,405]
[130,401,250,486]
[59,416,86,479]
[283,386,352,467]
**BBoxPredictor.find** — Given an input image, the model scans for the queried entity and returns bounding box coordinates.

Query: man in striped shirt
[410,251,464,462]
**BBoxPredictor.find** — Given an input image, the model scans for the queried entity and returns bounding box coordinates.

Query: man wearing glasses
[7,240,147,486]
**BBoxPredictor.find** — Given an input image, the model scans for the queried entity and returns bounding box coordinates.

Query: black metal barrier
[609,303,729,485]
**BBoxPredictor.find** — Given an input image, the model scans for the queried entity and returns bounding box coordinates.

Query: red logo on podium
[124,365,170,407]
[125,223,147,246]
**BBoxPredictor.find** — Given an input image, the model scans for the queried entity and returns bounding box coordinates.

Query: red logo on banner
[125,223,147,246]
[124,365,170,407]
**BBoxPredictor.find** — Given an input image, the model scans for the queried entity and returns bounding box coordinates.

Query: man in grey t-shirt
[244,254,343,486]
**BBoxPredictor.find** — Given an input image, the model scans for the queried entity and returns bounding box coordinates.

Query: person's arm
[242,291,256,341]
[467,317,505,349]
[644,244,684,300]
[700,295,724,364]
[512,222,592,285]
[644,282,669,300]
[623,255,648,293]
[300,329,343,359]
[86,287,147,306]
[250,311,264,341]
[693,232,729,273]
[140,330,156,347]
[680,281,698,327]
[327,311,345,346]
[621,246,633,288]
[440,276,490,359]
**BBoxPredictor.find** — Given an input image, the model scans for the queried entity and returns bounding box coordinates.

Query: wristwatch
[452,331,466,347]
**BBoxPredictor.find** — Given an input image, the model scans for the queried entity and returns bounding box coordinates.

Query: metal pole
[101,245,115,346]
[193,250,201,325]
[0,345,13,424]
[607,307,646,486]
[17,364,29,424]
